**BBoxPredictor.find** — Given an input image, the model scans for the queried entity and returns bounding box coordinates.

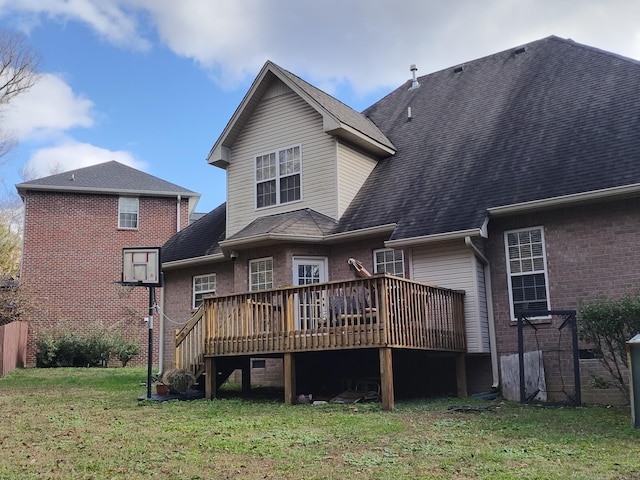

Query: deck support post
[379,347,394,411]
[456,353,468,397]
[241,357,251,393]
[205,357,216,400]
[284,353,296,405]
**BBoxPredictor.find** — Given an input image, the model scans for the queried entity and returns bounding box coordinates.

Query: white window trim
[118,196,139,230]
[373,248,405,278]
[193,273,216,309]
[249,257,274,291]
[254,144,303,210]
[504,226,551,321]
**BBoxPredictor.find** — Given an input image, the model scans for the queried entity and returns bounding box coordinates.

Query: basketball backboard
[121,247,162,287]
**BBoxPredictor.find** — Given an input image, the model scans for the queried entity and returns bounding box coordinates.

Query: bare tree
[0,29,41,163]
[0,29,41,107]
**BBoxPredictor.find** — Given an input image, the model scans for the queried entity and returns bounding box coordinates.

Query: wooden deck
[174,274,466,410]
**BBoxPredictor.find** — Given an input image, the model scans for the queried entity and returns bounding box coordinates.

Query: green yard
[0,367,638,479]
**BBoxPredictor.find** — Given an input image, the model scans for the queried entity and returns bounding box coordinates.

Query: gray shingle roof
[162,203,226,263]
[225,208,337,242]
[16,161,198,197]
[165,36,640,261]
[337,36,640,239]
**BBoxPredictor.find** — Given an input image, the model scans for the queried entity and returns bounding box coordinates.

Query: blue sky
[1,1,639,213]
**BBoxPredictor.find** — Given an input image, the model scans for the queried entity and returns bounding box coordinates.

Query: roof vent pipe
[409,64,419,90]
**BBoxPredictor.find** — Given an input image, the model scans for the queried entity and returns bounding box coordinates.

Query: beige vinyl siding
[411,241,489,353]
[226,84,337,237]
[336,142,378,218]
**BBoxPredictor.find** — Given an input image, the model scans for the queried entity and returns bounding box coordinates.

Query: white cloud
[24,141,146,179]
[3,0,640,95]
[2,73,94,140]
[0,0,150,50]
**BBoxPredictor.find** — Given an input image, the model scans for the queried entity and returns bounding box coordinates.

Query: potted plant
[162,368,196,395]
[155,380,169,396]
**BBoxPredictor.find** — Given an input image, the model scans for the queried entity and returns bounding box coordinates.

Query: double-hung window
[505,226,550,319]
[118,197,139,229]
[249,258,273,291]
[193,274,216,309]
[255,145,301,208]
[373,248,405,277]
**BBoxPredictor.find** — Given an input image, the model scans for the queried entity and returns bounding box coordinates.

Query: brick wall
[487,197,640,403]
[20,190,190,366]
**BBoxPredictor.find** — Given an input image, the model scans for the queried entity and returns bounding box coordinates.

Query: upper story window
[118,197,139,229]
[193,273,216,309]
[374,248,405,277]
[255,145,301,209]
[249,257,273,291]
[504,226,550,319]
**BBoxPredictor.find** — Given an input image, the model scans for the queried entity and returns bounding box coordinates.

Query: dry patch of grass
[0,367,639,479]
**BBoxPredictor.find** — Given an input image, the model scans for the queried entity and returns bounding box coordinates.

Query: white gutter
[385,228,485,248]
[487,183,640,216]
[162,252,226,270]
[220,233,324,249]
[323,224,397,243]
[219,223,397,250]
[465,236,499,389]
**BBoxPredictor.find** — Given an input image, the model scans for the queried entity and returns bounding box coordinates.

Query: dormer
[207,61,395,238]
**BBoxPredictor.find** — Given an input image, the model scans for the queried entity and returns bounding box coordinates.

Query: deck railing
[175,274,465,371]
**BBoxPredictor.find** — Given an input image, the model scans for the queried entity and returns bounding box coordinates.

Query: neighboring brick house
[16,161,199,366]
[161,36,640,407]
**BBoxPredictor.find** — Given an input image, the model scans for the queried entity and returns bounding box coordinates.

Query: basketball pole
[146,286,154,399]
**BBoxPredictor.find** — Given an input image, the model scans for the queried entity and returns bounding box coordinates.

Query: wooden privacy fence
[175,274,465,373]
[0,321,28,377]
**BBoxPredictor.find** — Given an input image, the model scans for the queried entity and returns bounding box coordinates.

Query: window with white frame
[505,227,550,319]
[193,274,216,309]
[255,145,301,208]
[249,258,273,291]
[373,248,405,277]
[118,197,139,229]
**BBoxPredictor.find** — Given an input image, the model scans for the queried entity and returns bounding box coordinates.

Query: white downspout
[465,236,499,389]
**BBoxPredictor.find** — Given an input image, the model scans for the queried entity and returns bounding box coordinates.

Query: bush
[113,337,141,367]
[579,293,640,394]
[35,328,141,368]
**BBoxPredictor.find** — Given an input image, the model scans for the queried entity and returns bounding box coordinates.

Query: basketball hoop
[113,281,135,299]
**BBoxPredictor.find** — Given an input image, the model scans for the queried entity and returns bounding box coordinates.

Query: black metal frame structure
[517,310,581,406]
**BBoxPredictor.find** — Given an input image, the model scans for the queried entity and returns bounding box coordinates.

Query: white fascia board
[162,253,226,270]
[488,184,640,216]
[16,184,198,198]
[323,223,397,243]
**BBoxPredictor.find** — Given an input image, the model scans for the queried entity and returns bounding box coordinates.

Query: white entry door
[293,257,328,329]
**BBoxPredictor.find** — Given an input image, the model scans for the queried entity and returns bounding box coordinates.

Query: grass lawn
[0,367,639,479]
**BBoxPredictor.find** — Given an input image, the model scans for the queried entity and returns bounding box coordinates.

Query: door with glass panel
[293,257,328,330]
